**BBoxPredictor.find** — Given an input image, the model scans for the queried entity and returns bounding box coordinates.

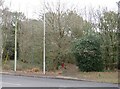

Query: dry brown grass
[75,72,118,83]
[61,64,119,84]
[2,62,119,84]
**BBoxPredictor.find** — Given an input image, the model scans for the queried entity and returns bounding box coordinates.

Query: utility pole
[118,1,120,69]
[0,17,2,89]
[43,0,46,74]
[0,13,3,76]
[14,19,17,72]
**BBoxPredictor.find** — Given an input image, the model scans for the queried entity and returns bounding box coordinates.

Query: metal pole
[0,17,2,88]
[118,1,120,69]
[14,20,17,71]
[43,0,46,74]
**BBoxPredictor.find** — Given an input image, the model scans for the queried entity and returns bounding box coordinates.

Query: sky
[4,0,120,19]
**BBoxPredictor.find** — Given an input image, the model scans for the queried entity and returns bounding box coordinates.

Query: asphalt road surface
[1,75,119,88]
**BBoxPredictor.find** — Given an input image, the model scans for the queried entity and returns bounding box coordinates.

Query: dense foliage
[0,0,119,71]
[72,35,104,72]
[99,11,118,70]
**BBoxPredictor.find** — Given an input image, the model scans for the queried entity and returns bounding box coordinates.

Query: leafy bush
[72,35,104,72]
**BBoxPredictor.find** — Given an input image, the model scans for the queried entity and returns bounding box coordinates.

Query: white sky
[4,0,120,19]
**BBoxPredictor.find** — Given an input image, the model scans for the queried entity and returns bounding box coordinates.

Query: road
[1,75,118,88]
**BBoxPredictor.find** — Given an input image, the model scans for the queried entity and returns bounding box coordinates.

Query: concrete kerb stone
[0,72,89,82]
[0,72,116,84]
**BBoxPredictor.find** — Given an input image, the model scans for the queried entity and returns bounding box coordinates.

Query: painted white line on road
[2,82,21,86]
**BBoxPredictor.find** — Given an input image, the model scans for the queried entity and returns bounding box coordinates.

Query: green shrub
[72,35,104,72]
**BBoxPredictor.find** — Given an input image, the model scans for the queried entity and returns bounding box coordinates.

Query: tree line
[0,0,119,71]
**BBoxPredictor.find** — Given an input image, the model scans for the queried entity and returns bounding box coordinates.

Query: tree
[2,9,26,63]
[43,1,93,70]
[72,35,104,72]
[44,2,75,70]
[18,19,43,66]
[2,8,15,62]
[0,0,3,7]
[99,11,118,70]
